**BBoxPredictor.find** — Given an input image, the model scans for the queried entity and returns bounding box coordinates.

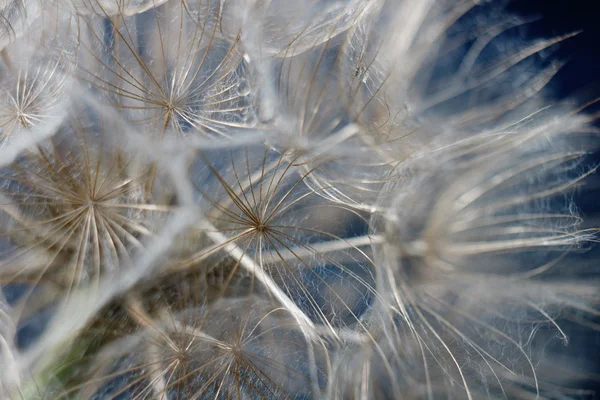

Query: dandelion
[0,0,598,399]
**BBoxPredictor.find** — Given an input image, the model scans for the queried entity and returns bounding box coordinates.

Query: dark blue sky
[508,0,600,98]
[507,0,600,212]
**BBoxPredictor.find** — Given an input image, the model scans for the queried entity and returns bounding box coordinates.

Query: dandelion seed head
[0,0,598,399]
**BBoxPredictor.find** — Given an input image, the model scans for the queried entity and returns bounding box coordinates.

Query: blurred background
[509,0,600,100]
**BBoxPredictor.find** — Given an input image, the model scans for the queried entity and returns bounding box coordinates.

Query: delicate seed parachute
[0,0,598,399]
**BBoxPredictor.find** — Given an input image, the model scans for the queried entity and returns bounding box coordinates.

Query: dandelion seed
[0,0,42,51]
[79,0,257,138]
[174,145,379,336]
[0,107,176,306]
[0,2,78,145]
[367,111,599,399]
[227,0,375,57]
[0,59,70,145]
[55,296,329,399]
